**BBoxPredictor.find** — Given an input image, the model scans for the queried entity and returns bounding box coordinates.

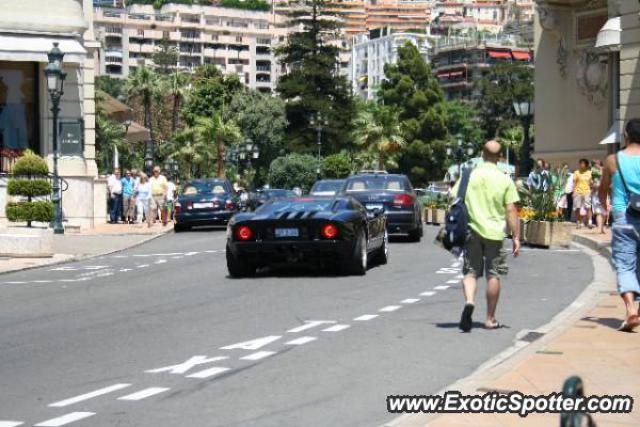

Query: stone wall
[619,1,640,123]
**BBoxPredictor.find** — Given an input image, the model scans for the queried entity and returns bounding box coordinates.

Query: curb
[0,230,171,277]
[383,237,614,427]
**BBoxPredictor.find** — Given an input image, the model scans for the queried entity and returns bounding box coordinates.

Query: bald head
[483,140,502,163]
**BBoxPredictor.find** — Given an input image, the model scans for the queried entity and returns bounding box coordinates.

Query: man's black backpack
[442,168,472,253]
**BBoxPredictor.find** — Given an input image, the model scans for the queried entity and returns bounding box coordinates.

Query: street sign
[59,120,84,157]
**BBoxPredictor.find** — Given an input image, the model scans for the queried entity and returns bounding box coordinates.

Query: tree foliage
[219,0,270,11]
[182,65,242,125]
[268,154,320,192]
[322,153,352,178]
[6,151,54,226]
[95,76,125,100]
[353,103,406,170]
[152,38,179,74]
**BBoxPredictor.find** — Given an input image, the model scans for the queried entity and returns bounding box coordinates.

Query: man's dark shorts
[463,230,508,278]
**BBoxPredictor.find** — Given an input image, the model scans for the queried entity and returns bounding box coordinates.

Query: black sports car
[174,179,238,232]
[225,196,388,277]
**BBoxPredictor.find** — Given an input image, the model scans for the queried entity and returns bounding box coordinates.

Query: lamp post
[446,133,475,179]
[310,112,328,178]
[513,100,534,177]
[44,42,67,235]
[228,139,259,189]
[144,141,155,176]
[164,158,178,181]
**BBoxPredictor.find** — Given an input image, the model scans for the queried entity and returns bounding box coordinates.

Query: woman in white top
[135,173,152,227]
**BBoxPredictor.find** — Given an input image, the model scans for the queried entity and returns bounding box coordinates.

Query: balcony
[104,25,122,35]
[256,65,271,72]
[105,64,123,75]
[256,73,271,83]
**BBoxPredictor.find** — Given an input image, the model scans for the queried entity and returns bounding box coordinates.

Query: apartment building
[350,30,431,99]
[431,34,532,101]
[94,4,289,93]
[431,1,534,35]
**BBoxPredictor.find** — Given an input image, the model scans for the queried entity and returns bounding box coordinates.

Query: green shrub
[323,153,352,179]
[12,150,49,176]
[268,154,320,192]
[6,201,54,223]
[7,179,52,197]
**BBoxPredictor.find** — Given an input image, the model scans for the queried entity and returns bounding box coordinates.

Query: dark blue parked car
[174,179,238,232]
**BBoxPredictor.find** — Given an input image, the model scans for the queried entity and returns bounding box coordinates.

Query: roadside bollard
[560,376,596,427]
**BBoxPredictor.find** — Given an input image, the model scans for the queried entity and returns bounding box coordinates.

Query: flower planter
[519,219,527,242]
[524,220,573,248]
[432,208,447,225]
[423,207,432,224]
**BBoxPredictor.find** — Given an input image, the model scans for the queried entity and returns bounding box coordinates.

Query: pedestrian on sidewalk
[121,170,136,224]
[452,141,521,332]
[573,159,593,229]
[599,119,640,332]
[107,168,122,224]
[131,168,140,222]
[591,160,606,234]
[165,176,176,223]
[527,159,549,191]
[149,166,168,226]
[135,173,152,227]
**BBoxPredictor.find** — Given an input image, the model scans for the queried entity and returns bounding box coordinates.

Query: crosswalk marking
[186,366,231,379]
[434,285,450,290]
[49,383,131,407]
[287,320,335,333]
[322,324,350,332]
[241,351,276,361]
[354,314,378,321]
[137,264,149,268]
[446,279,459,284]
[118,387,169,401]
[401,298,420,304]
[420,291,436,297]
[0,421,24,427]
[154,259,167,264]
[285,336,317,345]
[146,355,228,375]
[379,305,401,312]
[35,412,95,426]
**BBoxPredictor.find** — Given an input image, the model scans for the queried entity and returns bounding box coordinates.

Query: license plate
[193,202,214,209]
[275,228,299,238]
[366,203,384,210]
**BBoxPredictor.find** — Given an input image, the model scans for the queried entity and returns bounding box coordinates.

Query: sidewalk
[392,228,640,427]
[0,222,171,274]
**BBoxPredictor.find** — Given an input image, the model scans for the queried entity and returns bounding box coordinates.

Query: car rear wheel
[174,223,191,232]
[343,232,367,276]
[408,226,422,242]
[373,230,389,265]
[226,246,256,278]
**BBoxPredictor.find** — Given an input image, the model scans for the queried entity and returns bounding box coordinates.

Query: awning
[0,34,86,63]
[449,71,464,77]
[595,17,621,51]
[488,50,511,59]
[512,51,531,61]
[126,121,150,144]
[437,72,450,78]
[599,122,622,145]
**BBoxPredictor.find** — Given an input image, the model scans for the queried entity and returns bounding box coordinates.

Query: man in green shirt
[452,140,521,332]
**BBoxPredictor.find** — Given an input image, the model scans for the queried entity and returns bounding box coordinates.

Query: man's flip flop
[618,315,640,332]
[459,303,474,333]
[485,322,506,330]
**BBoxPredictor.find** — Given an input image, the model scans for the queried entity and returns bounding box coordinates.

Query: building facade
[533,0,633,166]
[94,4,289,93]
[0,0,105,229]
[350,31,431,99]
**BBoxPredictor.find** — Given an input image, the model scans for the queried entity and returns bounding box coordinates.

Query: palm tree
[95,113,127,173]
[193,112,241,178]
[354,103,406,170]
[162,128,204,179]
[165,71,190,133]
[125,66,159,139]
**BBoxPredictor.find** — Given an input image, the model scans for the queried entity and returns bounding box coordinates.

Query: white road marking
[287,320,335,333]
[137,264,149,268]
[434,285,450,290]
[32,280,52,283]
[119,268,132,272]
[132,253,184,258]
[112,255,127,258]
[57,279,79,283]
[401,298,420,304]
[420,291,436,297]
[186,366,231,379]
[452,262,461,268]
[0,421,23,427]
[185,251,199,256]
[4,281,25,284]
[354,314,378,321]
[49,383,131,407]
[323,324,350,332]
[118,387,169,401]
[84,266,108,270]
[221,335,281,351]
[379,305,401,312]
[50,266,76,271]
[446,279,459,284]
[154,259,167,264]
[204,250,221,253]
[35,412,95,426]
[241,351,276,361]
[285,336,317,345]
[437,267,459,274]
[456,274,464,279]
[146,356,228,375]
[172,256,183,259]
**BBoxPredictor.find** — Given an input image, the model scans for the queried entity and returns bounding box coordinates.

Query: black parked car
[226,196,388,277]
[174,179,238,232]
[253,188,298,209]
[310,179,345,196]
[340,173,423,241]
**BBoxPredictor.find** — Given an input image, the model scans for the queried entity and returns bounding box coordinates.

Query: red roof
[488,50,511,59]
[512,51,531,61]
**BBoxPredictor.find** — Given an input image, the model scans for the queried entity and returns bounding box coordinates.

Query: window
[257,38,271,45]
[0,62,40,162]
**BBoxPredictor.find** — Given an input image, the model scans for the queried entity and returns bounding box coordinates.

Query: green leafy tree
[323,152,352,178]
[5,151,54,226]
[152,37,179,74]
[160,127,204,179]
[276,0,356,154]
[95,75,125,99]
[125,66,160,140]
[182,65,242,125]
[353,103,406,170]
[193,112,242,178]
[268,154,320,192]
[219,0,270,11]
[444,101,484,149]
[161,71,191,133]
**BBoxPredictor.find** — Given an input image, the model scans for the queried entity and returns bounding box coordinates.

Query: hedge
[7,179,52,197]
[6,201,54,223]
[12,150,49,175]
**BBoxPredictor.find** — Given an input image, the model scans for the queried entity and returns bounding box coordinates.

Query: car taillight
[321,224,339,239]
[225,199,234,210]
[175,202,182,214]
[186,201,193,210]
[393,194,414,207]
[235,225,253,241]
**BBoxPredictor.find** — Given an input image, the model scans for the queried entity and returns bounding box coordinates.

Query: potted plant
[432,195,449,225]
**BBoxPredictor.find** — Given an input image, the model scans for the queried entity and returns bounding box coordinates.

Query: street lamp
[310,112,328,178]
[164,158,179,180]
[144,141,155,176]
[446,133,475,179]
[513,100,535,177]
[45,42,67,235]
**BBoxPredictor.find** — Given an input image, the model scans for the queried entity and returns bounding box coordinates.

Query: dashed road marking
[0,421,24,427]
[285,336,317,345]
[452,262,461,268]
[401,298,420,304]
[185,251,199,256]
[379,305,401,312]
[119,268,132,272]
[221,336,281,351]
[446,279,459,284]
[420,291,436,297]
[323,324,350,332]
[3,281,25,284]
[132,253,184,258]
[241,351,276,361]
[354,314,378,321]
[437,267,459,274]
[456,274,464,279]
[137,264,149,268]
[172,256,183,259]
[287,320,335,333]
[49,383,131,408]
[146,356,228,375]
[186,366,231,379]
[434,285,450,290]
[154,259,167,264]
[35,412,95,426]
[117,387,170,401]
